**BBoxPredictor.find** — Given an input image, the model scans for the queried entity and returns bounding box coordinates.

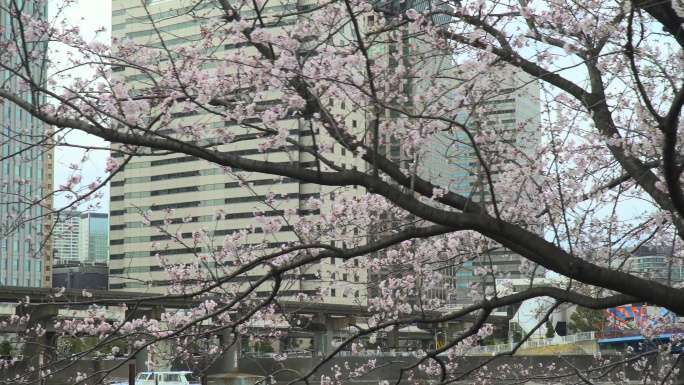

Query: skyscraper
[78,212,109,263]
[52,211,82,262]
[446,70,541,303]
[108,1,537,312]
[109,0,368,303]
[0,1,52,287]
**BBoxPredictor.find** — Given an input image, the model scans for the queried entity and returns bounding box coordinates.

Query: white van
[111,371,199,385]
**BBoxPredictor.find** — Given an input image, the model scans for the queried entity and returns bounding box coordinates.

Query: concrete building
[626,247,684,285]
[109,1,537,311]
[109,0,369,303]
[445,70,542,302]
[53,211,109,264]
[52,211,82,262]
[52,260,109,291]
[0,1,52,288]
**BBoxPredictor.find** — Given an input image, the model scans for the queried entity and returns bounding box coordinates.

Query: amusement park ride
[598,305,682,353]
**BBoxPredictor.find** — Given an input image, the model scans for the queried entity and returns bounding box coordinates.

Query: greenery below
[568,307,606,333]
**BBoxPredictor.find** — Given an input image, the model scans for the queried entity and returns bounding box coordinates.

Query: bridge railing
[461,331,596,355]
[243,332,599,359]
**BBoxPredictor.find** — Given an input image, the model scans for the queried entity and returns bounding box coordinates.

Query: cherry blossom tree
[1,0,684,383]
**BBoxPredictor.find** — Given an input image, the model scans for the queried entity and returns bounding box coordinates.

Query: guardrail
[464,331,596,355]
[242,332,599,359]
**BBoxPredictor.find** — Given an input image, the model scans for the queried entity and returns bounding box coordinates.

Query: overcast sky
[48,1,112,212]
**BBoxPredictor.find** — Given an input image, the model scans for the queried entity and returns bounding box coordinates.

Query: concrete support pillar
[210,329,238,374]
[313,330,326,356]
[17,304,59,384]
[134,346,149,373]
[124,306,167,371]
[310,315,357,357]
[387,326,399,354]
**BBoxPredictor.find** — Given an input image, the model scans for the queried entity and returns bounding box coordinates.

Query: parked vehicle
[111,371,199,385]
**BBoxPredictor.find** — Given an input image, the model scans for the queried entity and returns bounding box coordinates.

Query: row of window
[0,277,42,287]
[111,192,320,211]
[1,239,33,253]
[112,1,213,20]
[0,258,41,272]
[110,158,322,188]
[115,225,296,245]
[110,241,285,260]
[1,162,43,179]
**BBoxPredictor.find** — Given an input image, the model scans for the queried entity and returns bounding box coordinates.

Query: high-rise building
[53,211,109,263]
[78,212,109,263]
[626,247,684,285]
[108,1,534,310]
[445,70,541,303]
[52,211,82,262]
[109,0,369,303]
[0,1,52,288]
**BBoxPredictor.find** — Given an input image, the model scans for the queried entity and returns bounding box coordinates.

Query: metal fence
[462,331,596,355]
[243,332,598,359]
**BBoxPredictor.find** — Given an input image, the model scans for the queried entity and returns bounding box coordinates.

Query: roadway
[0,286,508,324]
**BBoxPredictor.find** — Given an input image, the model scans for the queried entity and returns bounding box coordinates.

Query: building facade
[53,211,109,263]
[78,212,109,263]
[627,247,684,285]
[52,211,82,262]
[52,260,109,291]
[109,0,368,303]
[0,1,52,288]
[109,1,538,311]
[444,70,541,303]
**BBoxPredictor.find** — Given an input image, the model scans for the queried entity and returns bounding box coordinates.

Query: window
[12,259,17,270]
[24,260,30,272]
[11,278,17,286]
[13,240,18,252]
[34,279,41,287]
[1,259,5,270]
[36,261,41,272]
